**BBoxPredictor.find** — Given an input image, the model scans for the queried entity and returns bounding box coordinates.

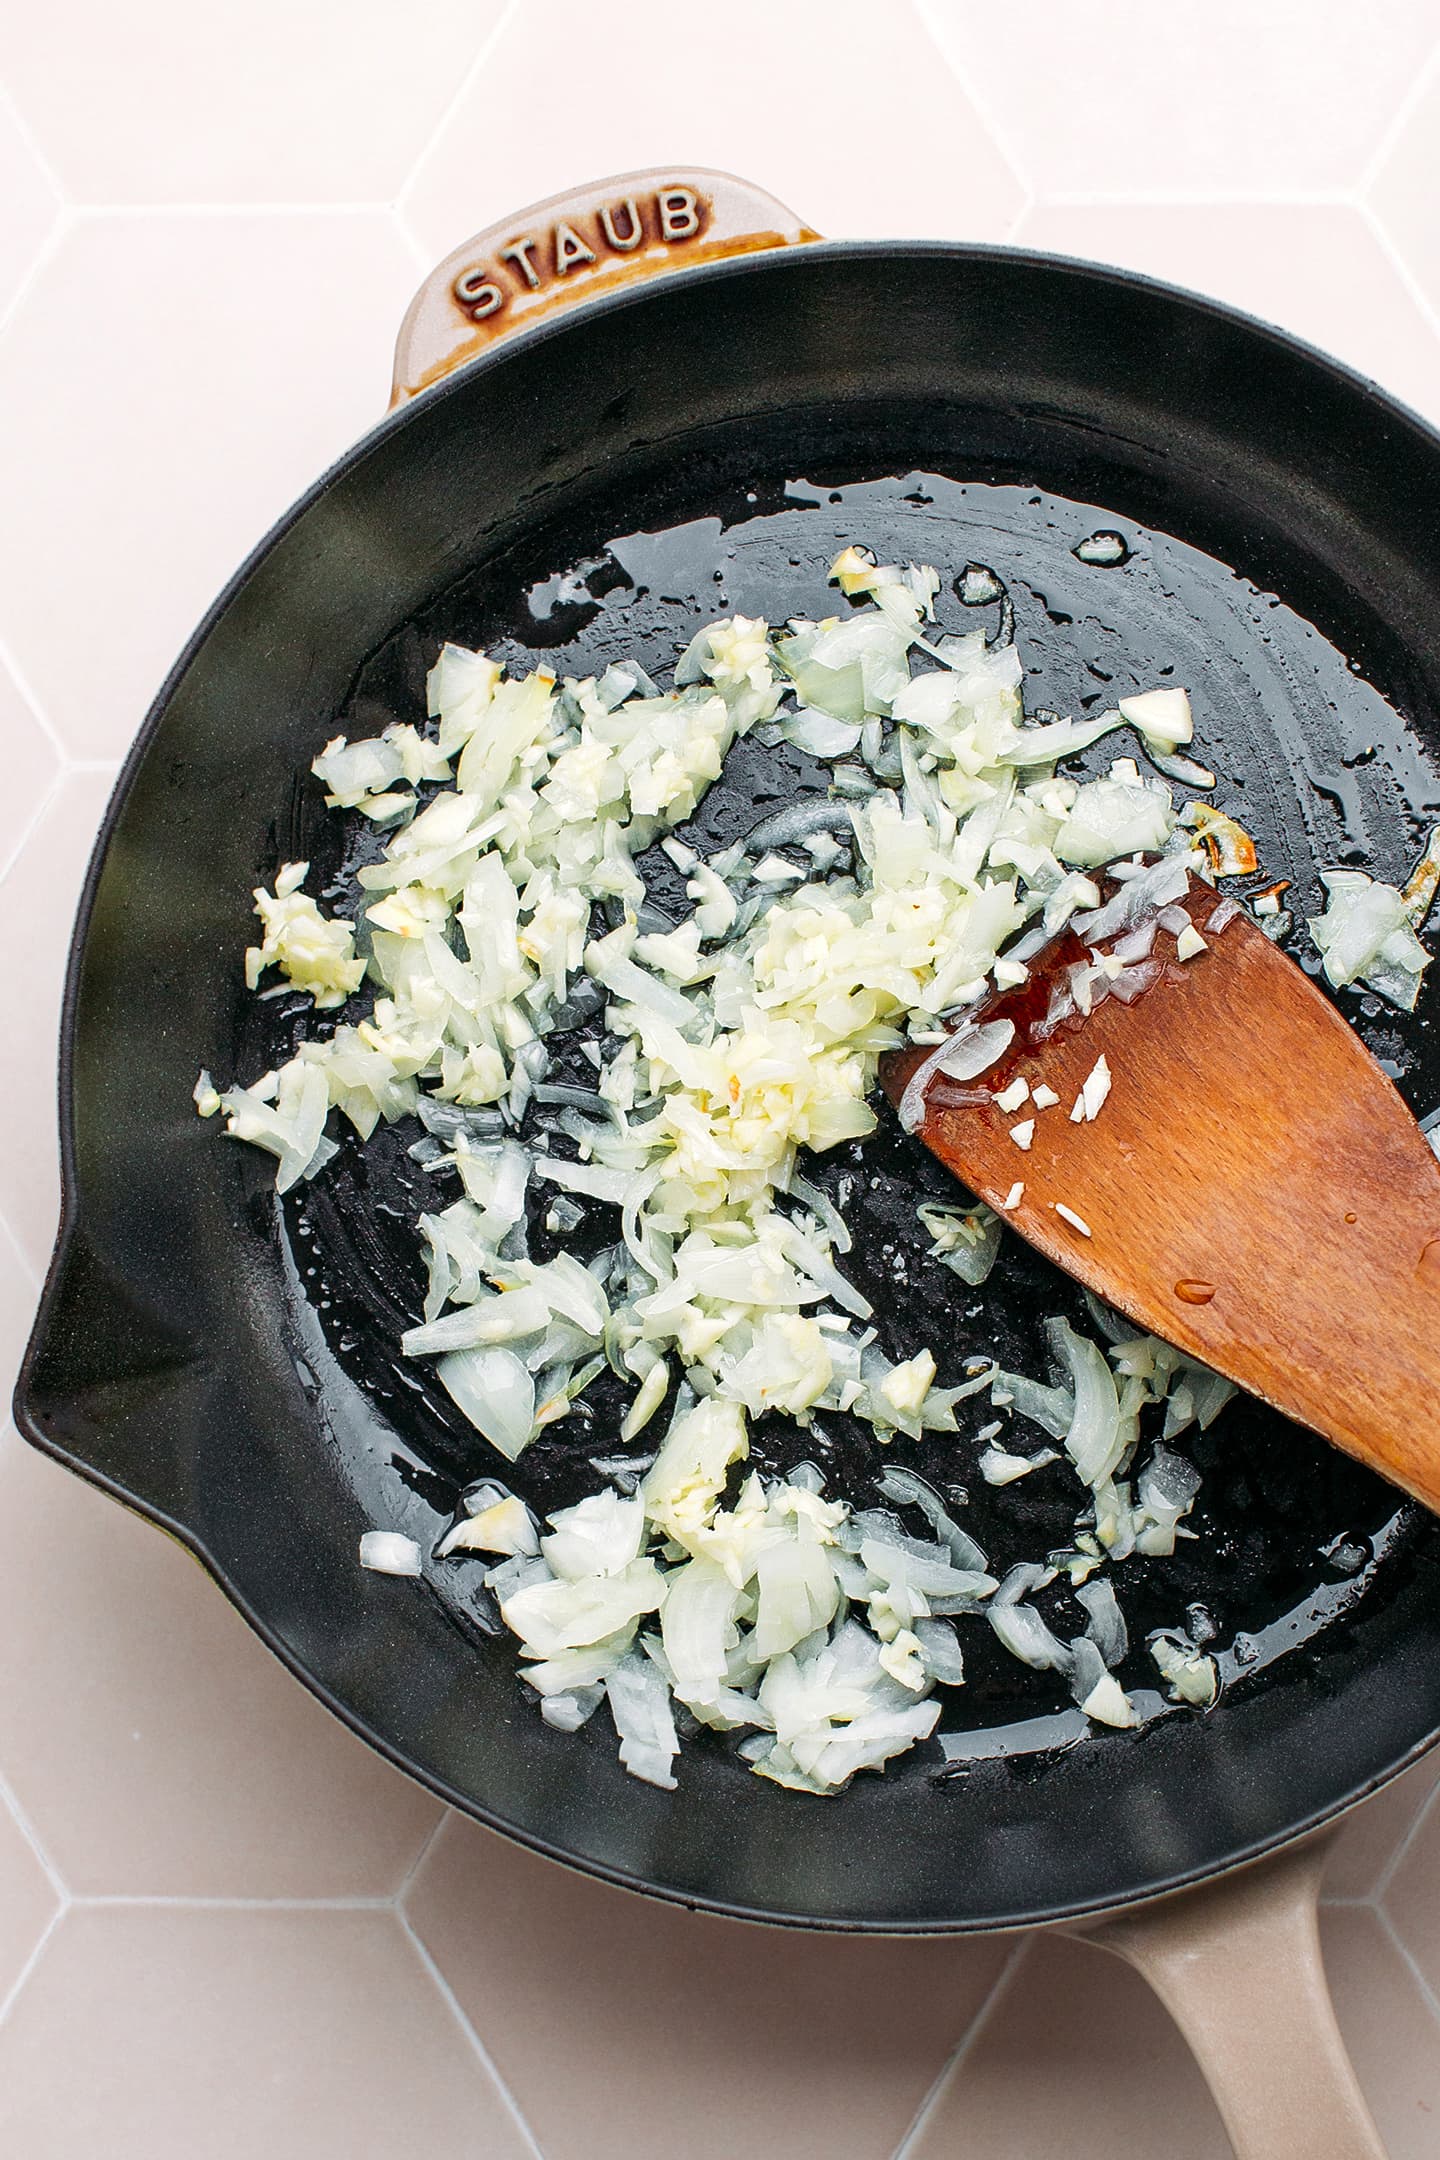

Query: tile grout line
[890,1933,1034,2160]
[0,625,75,765]
[1374,1905,1440,2033]
[1003,197,1035,247]
[0,75,69,205]
[906,0,1032,210]
[0,1214,41,1289]
[1354,197,1440,350]
[0,1766,71,2041]
[0,1907,65,2035]
[395,0,526,239]
[1356,34,1440,195]
[0,1765,70,1907]
[0,206,74,355]
[396,1904,548,2160]
[394,1811,449,1904]
[72,200,396,221]
[73,1893,397,1910]
[1025,187,1360,211]
[1370,1769,1440,1905]
[0,766,68,890]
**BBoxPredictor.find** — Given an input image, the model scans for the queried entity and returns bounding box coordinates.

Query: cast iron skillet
[14,168,1440,2144]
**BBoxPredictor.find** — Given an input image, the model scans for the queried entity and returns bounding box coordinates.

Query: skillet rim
[15,236,1440,1933]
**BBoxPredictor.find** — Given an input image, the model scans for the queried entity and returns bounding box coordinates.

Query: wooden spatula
[880,881,1440,1514]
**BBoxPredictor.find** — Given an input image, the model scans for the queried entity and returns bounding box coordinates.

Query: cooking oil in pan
[264,467,1438,1772]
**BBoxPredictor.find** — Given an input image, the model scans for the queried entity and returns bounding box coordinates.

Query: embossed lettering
[553,220,598,275]
[500,236,543,290]
[453,266,505,320]
[657,187,700,242]
[599,197,643,253]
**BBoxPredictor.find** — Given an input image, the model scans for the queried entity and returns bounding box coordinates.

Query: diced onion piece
[359,1531,422,1577]
[436,1346,537,1459]
[980,1445,1055,1485]
[1080,1671,1139,1727]
[1184,801,1258,877]
[621,1358,671,1439]
[1150,1632,1219,1706]
[1054,1203,1092,1237]
[1117,686,1194,750]
[1308,868,1430,1010]
[988,1603,1073,1672]
[436,1495,539,1559]
[1009,1119,1035,1151]
[1047,1318,1121,1485]
[897,1020,1015,1134]
[606,1652,680,1788]
[1079,1055,1112,1121]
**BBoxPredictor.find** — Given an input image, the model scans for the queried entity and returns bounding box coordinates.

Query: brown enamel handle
[1063,1837,1386,2159]
[390,167,819,405]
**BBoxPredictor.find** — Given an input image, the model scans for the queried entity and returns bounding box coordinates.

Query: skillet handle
[389,167,820,406]
[1063,1836,1386,2159]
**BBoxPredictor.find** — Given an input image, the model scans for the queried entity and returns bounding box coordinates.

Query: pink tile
[1381,1768,1440,2000]
[0,1431,442,1896]
[400,0,1025,266]
[908,1931,1230,2159]
[0,767,116,1274]
[406,1813,1011,2160]
[1016,201,1440,426]
[0,211,417,760]
[1368,65,1440,327]
[1323,1906,1440,2160]
[1324,1754,1440,1903]
[0,90,58,315]
[0,1,505,204]
[0,1788,58,2008]
[920,0,1440,195]
[0,1221,40,1417]
[0,1905,535,2160]
[0,656,60,872]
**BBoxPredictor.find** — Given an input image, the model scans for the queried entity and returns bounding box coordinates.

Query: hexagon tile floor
[6,2,1440,2153]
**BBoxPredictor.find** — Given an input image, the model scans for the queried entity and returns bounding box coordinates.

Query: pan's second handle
[1063,1837,1385,2160]
[390,168,819,405]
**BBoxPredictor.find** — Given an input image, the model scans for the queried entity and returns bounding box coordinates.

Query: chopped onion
[1308,868,1430,1011]
[1047,1318,1123,1486]
[1076,1577,1128,1666]
[436,1494,538,1560]
[897,1019,1015,1133]
[988,1603,1073,1672]
[605,1652,680,1788]
[980,1445,1055,1485]
[207,540,1259,1800]
[436,1346,537,1459]
[1150,1631,1219,1707]
[359,1531,422,1577]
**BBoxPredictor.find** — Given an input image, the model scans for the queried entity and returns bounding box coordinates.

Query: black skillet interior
[18,244,1440,1932]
